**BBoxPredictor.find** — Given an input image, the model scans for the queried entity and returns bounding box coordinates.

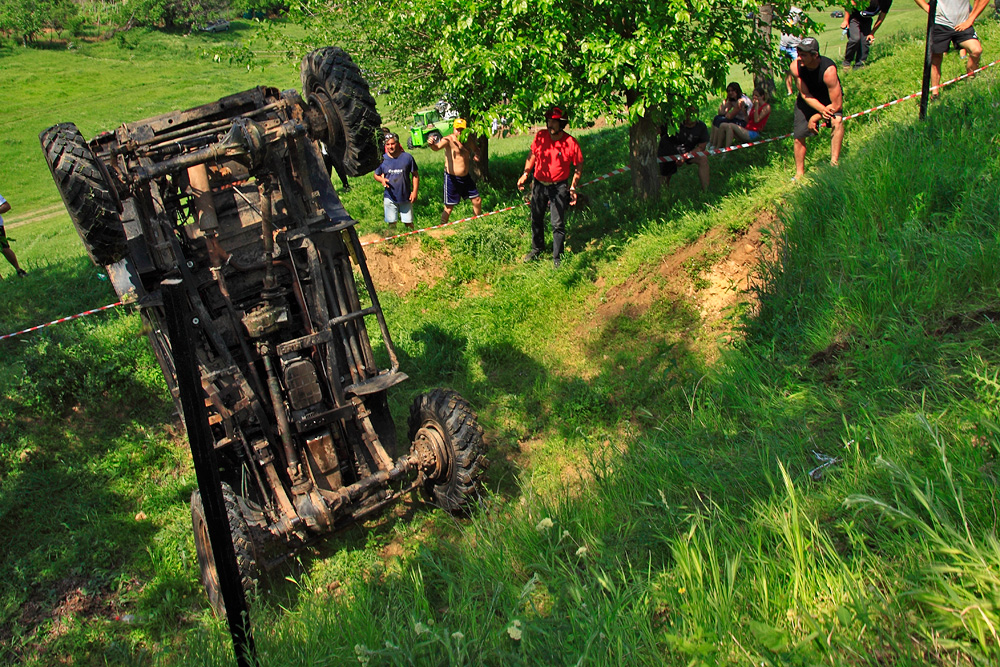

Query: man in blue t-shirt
[372,133,419,230]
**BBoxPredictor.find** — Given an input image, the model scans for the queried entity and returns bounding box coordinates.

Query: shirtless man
[428,118,482,224]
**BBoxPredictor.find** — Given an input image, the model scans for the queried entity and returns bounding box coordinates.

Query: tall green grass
[2,15,1000,666]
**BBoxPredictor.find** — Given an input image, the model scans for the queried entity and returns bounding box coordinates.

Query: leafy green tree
[0,0,77,45]
[113,0,230,32]
[282,0,794,198]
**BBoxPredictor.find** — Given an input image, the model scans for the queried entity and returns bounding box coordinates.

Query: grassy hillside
[2,13,1000,666]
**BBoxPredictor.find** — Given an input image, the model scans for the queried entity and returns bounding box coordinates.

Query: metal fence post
[161,278,258,667]
[920,0,939,120]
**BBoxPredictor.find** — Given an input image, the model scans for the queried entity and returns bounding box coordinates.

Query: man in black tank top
[790,37,845,178]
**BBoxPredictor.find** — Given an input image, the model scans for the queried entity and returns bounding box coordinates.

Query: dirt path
[5,204,67,229]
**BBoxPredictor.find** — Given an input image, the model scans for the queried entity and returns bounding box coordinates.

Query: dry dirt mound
[589,209,780,361]
[360,232,452,296]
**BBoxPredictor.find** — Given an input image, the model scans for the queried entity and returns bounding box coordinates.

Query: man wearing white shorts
[372,133,419,230]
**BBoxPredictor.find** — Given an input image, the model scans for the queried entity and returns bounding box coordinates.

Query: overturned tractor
[39,47,486,614]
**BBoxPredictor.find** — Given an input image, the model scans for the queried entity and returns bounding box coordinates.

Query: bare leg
[709,125,724,147]
[794,138,807,178]
[962,38,983,76]
[830,117,845,166]
[930,53,944,96]
[785,71,795,96]
[441,205,453,224]
[694,155,709,191]
[472,197,482,216]
[724,123,752,146]
[3,248,22,272]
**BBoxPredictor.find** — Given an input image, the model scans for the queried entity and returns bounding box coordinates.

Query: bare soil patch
[360,232,453,297]
[588,210,781,362]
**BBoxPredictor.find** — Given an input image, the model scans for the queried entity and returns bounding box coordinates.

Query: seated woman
[717,87,771,148]
[709,82,752,147]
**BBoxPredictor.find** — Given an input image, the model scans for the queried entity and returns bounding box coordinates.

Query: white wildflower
[535,517,554,532]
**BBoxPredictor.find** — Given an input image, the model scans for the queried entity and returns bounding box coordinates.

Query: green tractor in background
[407,108,455,149]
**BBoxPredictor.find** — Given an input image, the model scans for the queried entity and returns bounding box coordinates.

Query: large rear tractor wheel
[408,389,486,512]
[301,47,382,177]
[191,483,260,616]
[39,123,126,266]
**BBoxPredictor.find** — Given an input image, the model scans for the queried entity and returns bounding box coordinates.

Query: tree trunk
[754,3,777,100]
[472,133,490,182]
[628,111,660,200]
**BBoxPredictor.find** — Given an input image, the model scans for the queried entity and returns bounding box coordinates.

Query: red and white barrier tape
[6,57,996,342]
[359,202,528,246]
[0,302,123,342]
[844,56,1000,119]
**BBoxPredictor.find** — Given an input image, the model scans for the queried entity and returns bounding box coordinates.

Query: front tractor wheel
[39,122,126,266]
[408,389,486,512]
[301,46,382,177]
[191,483,260,616]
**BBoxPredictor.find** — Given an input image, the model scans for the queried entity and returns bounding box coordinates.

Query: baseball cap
[797,37,820,54]
[453,118,467,130]
[544,106,567,121]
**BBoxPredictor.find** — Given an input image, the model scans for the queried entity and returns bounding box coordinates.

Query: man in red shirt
[516,107,584,268]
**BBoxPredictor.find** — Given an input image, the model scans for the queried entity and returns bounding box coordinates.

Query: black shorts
[0,226,8,250]
[793,104,842,140]
[931,24,979,54]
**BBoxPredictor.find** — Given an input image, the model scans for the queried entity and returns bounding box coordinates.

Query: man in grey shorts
[914,0,989,99]
[790,37,845,179]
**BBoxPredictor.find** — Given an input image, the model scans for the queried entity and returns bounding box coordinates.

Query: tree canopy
[0,0,77,45]
[278,0,814,196]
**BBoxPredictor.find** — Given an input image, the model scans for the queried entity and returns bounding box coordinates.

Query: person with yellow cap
[428,118,482,224]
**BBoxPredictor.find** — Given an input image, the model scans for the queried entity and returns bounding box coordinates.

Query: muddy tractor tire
[408,389,486,512]
[191,483,259,616]
[301,47,382,177]
[39,123,126,266]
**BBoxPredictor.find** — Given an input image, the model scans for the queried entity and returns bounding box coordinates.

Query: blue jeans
[383,199,413,224]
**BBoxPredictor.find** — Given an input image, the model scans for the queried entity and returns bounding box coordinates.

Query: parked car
[830,10,845,18]
[201,19,231,32]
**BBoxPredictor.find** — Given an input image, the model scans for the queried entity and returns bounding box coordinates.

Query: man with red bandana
[516,107,583,268]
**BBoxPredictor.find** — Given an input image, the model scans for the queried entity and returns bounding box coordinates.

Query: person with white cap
[516,107,584,268]
[428,118,482,224]
[790,37,844,179]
